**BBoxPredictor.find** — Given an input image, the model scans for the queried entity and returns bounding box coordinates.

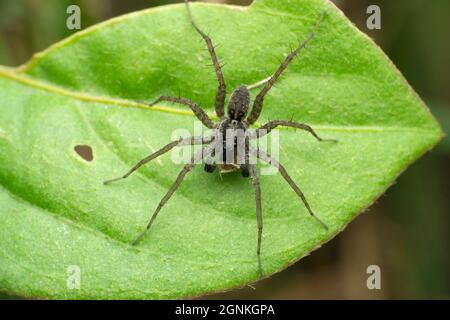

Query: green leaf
[0,0,443,299]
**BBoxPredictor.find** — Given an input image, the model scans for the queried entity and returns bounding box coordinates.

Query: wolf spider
[105,0,336,277]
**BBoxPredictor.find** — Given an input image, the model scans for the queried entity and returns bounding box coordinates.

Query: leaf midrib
[0,67,438,134]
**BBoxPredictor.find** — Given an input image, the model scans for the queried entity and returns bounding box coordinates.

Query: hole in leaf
[74,145,94,162]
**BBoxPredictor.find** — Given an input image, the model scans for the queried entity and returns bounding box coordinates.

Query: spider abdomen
[211,118,250,177]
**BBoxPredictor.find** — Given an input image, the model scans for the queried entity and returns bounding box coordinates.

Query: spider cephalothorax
[105,0,335,278]
[227,86,250,121]
[209,86,252,176]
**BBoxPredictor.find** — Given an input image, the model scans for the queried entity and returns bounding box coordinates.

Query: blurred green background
[0,0,448,299]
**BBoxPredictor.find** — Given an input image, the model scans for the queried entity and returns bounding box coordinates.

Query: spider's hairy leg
[257,120,337,142]
[246,10,328,125]
[251,147,328,230]
[103,136,213,185]
[248,163,264,278]
[133,143,216,245]
[185,0,226,119]
[144,96,215,129]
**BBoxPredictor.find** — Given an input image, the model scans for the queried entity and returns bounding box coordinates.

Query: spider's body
[209,86,251,176]
[104,0,335,278]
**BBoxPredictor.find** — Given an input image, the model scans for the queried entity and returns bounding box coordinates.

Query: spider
[104,0,336,278]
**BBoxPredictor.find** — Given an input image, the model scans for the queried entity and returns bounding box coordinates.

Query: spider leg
[144,96,215,129]
[133,143,216,245]
[248,163,264,278]
[185,0,226,119]
[104,136,213,185]
[251,147,328,230]
[257,120,337,142]
[246,10,327,125]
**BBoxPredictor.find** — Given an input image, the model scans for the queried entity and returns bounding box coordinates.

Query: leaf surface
[0,0,442,299]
